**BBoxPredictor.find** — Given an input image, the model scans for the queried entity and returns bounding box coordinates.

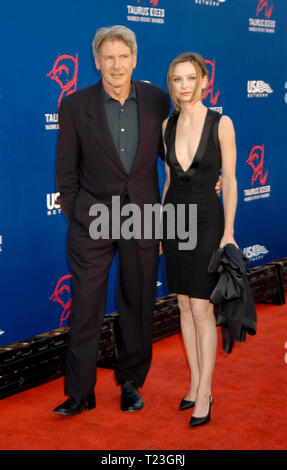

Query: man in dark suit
[54,25,171,415]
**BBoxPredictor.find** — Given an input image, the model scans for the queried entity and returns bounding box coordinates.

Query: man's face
[95,39,137,91]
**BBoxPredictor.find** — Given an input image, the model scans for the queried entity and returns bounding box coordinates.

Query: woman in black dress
[161,52,238,427]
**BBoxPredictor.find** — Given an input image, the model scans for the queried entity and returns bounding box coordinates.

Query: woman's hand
[219,233,239,249]
[159,241,163,255]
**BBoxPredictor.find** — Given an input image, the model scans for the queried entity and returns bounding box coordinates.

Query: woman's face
[172,61,207,105]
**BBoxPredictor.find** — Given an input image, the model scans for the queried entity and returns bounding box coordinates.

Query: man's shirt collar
[101,80,136,102]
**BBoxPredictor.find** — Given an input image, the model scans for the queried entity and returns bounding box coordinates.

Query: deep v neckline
[174,108,209,173]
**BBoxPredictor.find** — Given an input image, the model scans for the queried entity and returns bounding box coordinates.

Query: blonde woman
[161,52,237,427]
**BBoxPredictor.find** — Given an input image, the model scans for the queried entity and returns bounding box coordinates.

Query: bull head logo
[47,54,78,109]
[203,59,220,106]
[256,0,274,19]
[246,145,268,186]
[137,0,159,5]
[49,275,73,327]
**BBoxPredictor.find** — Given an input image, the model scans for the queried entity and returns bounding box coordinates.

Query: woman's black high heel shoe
[189,397,213,427]
[179,398,195,411]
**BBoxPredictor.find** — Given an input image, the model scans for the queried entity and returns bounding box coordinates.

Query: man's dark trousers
[65,205,160,401]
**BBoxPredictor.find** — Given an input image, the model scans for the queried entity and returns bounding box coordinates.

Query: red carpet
[0,299,286,451]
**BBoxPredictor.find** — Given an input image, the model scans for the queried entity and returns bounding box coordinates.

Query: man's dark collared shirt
[102,81,139,174]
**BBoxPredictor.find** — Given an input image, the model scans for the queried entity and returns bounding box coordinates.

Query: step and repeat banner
[0,0,286,346]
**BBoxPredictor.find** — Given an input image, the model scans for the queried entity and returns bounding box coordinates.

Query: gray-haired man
[54,26,171,415]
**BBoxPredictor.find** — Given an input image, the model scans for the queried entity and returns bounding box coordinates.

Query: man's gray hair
[92,25,138,60]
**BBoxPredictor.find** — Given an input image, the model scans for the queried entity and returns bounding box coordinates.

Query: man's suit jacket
[56,80,171,248]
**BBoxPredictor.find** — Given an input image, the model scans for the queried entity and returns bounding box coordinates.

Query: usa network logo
[203,59,222,113]
[243,244,269,262]
[45,53,78,130]
[249,0,276,34]
[244,144,271,202]
[46,192,61,216]
[127,0,165,24]
[194,0,226,7]
[247,80,273,98]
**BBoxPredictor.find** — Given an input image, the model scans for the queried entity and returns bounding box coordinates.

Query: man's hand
[215,175,222,196]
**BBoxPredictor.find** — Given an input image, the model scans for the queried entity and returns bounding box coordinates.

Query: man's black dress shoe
[179,397,195,411]
[121,381,143,412]
[53,393,96,416]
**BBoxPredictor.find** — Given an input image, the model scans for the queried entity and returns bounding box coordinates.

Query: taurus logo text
[47,54,78,109]
[246,145,268,186]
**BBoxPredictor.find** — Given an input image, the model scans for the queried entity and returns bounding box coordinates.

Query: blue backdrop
[0,0,286,345]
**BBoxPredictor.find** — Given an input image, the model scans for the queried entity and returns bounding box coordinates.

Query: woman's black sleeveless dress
[162,108,224,299]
